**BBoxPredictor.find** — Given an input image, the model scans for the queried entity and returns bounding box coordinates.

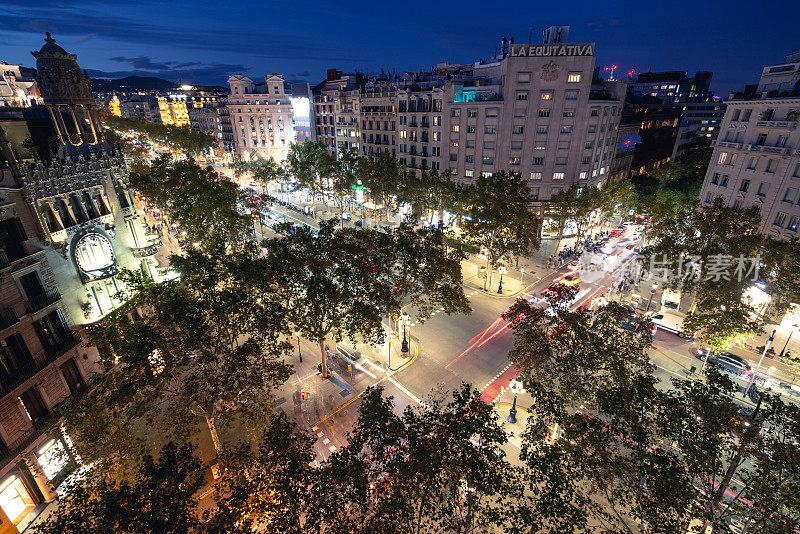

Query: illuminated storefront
[0,475,36,526]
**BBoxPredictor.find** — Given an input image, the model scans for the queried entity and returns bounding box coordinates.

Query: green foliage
[37,442,205,534]
[461,170,540,274]
[69,244,292,470]
[307,384,522,533]
[130,155,251,249]
[286,140,337,197]
[102,113,216,157]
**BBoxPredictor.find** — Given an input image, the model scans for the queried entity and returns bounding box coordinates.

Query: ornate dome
[37,32,70,56]
[31,32,92,106]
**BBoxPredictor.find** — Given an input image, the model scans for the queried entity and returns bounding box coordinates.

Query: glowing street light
[508,379,525,424]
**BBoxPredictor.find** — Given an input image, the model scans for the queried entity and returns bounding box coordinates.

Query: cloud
[87,59,248,85]
[0,5,364,63]
[295,70,310,77]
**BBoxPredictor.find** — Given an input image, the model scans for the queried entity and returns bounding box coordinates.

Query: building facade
[0,35,161,532]
[0,65,42,109]
[700,50,800,239]
[308,28,625,213]
[157,96,189,127]
[227,74,296,161]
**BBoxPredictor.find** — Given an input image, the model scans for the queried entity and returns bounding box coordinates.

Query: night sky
[1,0,797,95]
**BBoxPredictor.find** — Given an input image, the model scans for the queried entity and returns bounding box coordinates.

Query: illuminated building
[227,74,296,161]
[310,27,625,212]
[157,96,190,127]
[108,95,121,117]
[700,49,800,239]
[0,64,42,108]
[0,35,161,532]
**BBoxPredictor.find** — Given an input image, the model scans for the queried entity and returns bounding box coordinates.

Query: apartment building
[0,35,161,532]
[700,49,800,239]
[157,95,190,127]
[311,27,625,212]
[227,74,296,161]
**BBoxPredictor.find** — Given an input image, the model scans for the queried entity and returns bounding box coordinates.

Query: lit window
[530,172,542,180]
[553,172,565,180]
[512,126,524,134]
[579,171,587,179]
[451,125,459,133]
[517,72,531,83]
[567,73,582,83]
[516,91,529,101]
[509,157,520,166]
[540,91,553,100]
[465,170,474,178]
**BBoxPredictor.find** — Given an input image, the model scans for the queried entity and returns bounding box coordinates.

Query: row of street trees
[102,113,217,158]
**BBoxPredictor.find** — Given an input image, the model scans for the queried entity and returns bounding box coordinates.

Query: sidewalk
[462,254,554,298]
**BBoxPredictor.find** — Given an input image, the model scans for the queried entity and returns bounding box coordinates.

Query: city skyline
[0,0,798,95]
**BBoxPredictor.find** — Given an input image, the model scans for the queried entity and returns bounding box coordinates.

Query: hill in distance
[90,76,177,93]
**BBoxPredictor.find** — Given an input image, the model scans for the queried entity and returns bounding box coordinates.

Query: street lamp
[779,325,798,358]
[294,331,302,362]
[401,312,410,353]
[746,329,775,397]
[497,266,508,295]
[520,267,525,285]
[645,284,658,313]
[507,379,525,424]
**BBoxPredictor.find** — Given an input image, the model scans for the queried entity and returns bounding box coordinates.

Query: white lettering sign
[509,44,595,57]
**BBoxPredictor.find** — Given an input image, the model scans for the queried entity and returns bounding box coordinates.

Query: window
[560,125,572,134]
[766,159,777,173]
[733,199,743,211]
[731,109,741,121]
[465,155,474,163]
[757,133,767,146]
[466,141,475,149]
[565,90,578,100]
[788,216,800,232]
[517,72,531,83]
[567,72,582,83]
[510,141,523,150]
[482,156,494,165]
[581,156,591,164]
[450,140,459,147]
[757,182,769,196]
[563,110,575,117]
[585,142,593,149]
[432,132,440,141]
[481,171,493,178]
[530,187,540,201]
[742,109,752,121]
[530,172,542,180]
[762,108,776,121]
[539,109,551,117]
[729,153,738,166]
[433,116,441,126]
[536,126,548,134]
[467,109,477,118]
[705,192,714,203]
[556,157,567,165]
[450,153,458,162]
[783,188,798,203]
[540,91,553,100]
[509,157,520,166]
[534,144,546,150]
[718,152,728,165]
[20,386,49,424]
[486,109,498,117]
[590,108,599,117]
[485,126,497,134]
[512,126,524,134]
[514,110,526,118]
[553,172,565,180]
[451,109,461,118]
[739,179,750,193]
[711,173,720,185]
[516,91,529,101]
[463,125,473,133]
[483,142,495,150]
[774,212,787,227]
[532,157,544,165]
[465,170,474,178]
[558,141,570,150]
[450,125,459,133]
[579,171,588,179]
[720,175,729,187]
[794,162,800,178]
[747,156,758,170]
[400,130,407,139]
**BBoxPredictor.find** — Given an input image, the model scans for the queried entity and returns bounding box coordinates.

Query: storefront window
[0,475,35,524]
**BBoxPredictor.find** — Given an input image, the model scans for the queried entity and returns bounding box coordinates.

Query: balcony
[132,244,159,258]
[756,120,798,130]
[23,288,62,315]
[0,333,80,396]
[0,308,20,331]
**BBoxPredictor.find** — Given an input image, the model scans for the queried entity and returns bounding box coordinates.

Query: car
[649,311,690,338]
[705,352,752,378]
[560,274,582,286]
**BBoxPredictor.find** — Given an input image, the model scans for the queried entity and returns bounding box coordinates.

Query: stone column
[25,452,57,502]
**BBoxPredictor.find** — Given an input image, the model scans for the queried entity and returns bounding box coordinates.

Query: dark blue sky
[1,0,797,95]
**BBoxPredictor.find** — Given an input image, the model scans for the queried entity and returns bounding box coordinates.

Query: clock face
[74,232,116,279]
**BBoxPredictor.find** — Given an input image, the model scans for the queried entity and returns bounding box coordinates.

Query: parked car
[648,310,690,338]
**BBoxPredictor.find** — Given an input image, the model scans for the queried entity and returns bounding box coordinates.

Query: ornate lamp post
[294,331,302,363]
[507,379,525,424]
[497,266,508,295]
[401,312,410,353]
